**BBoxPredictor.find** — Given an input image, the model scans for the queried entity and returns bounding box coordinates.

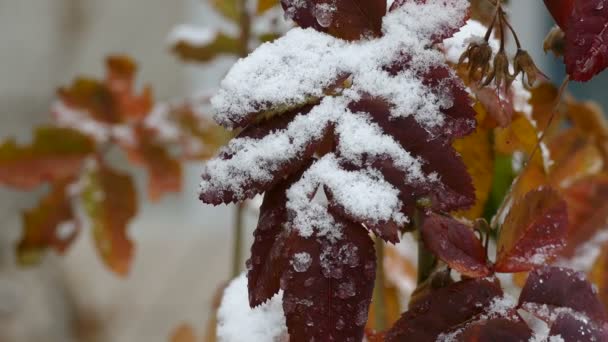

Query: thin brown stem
[373,237,387,331]
[232,202,246,277]
[501,9,522,49]
[415,210,436,285]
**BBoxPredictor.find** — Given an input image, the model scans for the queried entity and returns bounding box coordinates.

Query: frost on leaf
[17,180,80,266]
[385,278,503,341]
[281,0,386,40]
[519,267,608,324]
[494,186,568,273]
[548,311,608,341]
[420,212,491,278]
[247,170,377,341]
[0,127,95,189]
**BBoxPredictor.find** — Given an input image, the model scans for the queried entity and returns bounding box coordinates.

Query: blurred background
[0,0,604,341]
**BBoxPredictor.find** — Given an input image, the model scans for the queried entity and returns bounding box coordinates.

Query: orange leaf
[494,113,542,166]
[171,324,197,342]
[17,180,80,265]
[548,130,603,189]
[590,243,608,310]
[0,127,95,189]
[58,55,153,123]
[126,125,183,201]
[82,162,137,276]
[495,187,568,273]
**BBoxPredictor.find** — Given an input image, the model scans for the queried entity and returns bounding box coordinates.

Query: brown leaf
[170,324,197,342]
[58,55,153,123]
[0,127,95,189]
[495,187,568,273]
[17,180,80,265]
[127,125,182,202]
[82,161,137,276]
[172,32,242,63]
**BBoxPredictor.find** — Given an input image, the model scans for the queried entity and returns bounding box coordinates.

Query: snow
[291,252,312,272]
[217,274,288,342]
[202,0,471,239]
[167,25,217,46]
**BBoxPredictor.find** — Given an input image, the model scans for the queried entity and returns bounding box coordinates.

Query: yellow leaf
[453,103,494,219]
[210,0,241,22]
[257,0,279,14]
[172,31,241,63]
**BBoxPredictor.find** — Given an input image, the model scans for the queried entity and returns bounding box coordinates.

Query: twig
[373,237,388,331]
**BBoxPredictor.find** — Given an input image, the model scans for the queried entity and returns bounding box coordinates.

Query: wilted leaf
[82,162,137,276]
[17,180,80,265]
[170,105,230,160]
[495,187,568,273]
[421,212,491,278]
[385,278,503,341]
[0,127,95,189]
[281,0,386,41]
[172,32,242,63]
[58,55,153,123]
[519,266,608,323]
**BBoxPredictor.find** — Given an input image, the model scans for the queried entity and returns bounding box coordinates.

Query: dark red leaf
[199,105,327,204]
[548,312,608,341]
[385,278,503,341]
[494,187,568,273]
[349,98,475,215]
[247,164,310,307]
[564,0,608,81]
[451,317,533,342]
[544,0,575,30]
[281,0,386,41]
[421,212,491,278]
[280,214,376,342]
[518,266,608,324]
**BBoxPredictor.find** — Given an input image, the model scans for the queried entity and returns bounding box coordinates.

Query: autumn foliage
[5,0,608,341]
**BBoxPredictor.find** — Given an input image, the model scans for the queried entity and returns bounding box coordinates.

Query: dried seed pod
[513,49,545,87]
[543,26,566,58]
[458,40,493,82]
[483,51,513,89]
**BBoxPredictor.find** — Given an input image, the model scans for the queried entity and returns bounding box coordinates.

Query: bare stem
[232,202,246,277]
[414,210,436,285]
[373,237,387,331]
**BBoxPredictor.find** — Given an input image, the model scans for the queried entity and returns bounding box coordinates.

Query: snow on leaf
[280,214,376,342]
[443,317,533,342]
[548,311,608,341]
[420,212,491,278]
[281,0,386,41]
[494,187,568,273]
[17,180,80,266]
[564,0,608,81]
[518,266,608,324]
[0,127,95,189]
[81,161,137,276]
[385,278,503,341]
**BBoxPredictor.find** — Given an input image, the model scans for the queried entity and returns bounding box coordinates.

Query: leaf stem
[232,202,245,277]
[373,236,387,331]
[415,210,436,285]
